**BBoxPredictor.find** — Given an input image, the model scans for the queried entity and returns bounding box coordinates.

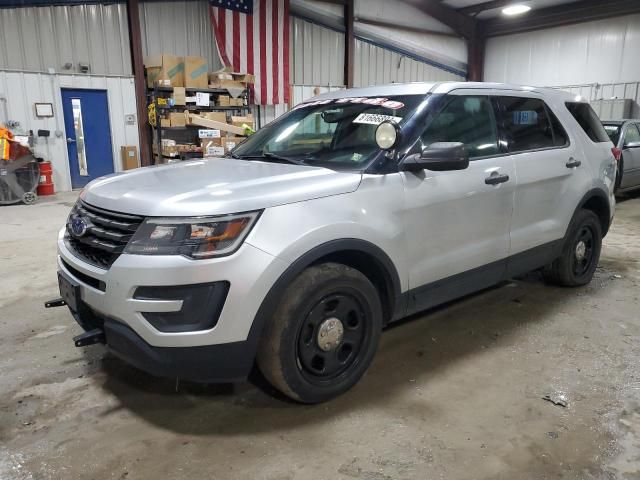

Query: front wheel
[256,262,382,403]
[543,209,602,287]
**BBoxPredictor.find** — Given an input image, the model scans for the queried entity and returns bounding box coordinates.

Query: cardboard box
[218,95,231,106]
[169,112,186,127]
[145,54,184,88]
[231,114,254,129]
[160,118,171,128]
[173,87,186,106]
[231,73,255,84]
[224,136,245,152]
[120,146,139,170]
[203,111,227,123]
[201,139,225,157]
[185,56,209,89]
[187,113,245,136]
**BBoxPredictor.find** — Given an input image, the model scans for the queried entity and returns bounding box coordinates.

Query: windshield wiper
[236,152,306,166]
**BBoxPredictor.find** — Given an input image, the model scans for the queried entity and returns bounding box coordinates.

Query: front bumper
[66,298,254,382]
[57,227,289,380]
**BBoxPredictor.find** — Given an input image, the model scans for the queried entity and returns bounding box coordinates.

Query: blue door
[61,89,114,189]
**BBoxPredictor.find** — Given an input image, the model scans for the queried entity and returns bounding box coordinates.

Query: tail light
[612,147,622,162]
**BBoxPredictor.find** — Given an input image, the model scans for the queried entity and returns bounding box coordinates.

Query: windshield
[232,95,424,169]
[603,124,621,144]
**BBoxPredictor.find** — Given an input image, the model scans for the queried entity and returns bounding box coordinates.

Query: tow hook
[44,297,66,308]
[73,328,105,347]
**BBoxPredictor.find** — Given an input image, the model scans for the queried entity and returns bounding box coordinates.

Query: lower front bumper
[70,302,255,383]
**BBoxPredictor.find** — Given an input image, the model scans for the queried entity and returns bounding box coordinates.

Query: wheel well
[582,194,610,236]
[311,250,396,324]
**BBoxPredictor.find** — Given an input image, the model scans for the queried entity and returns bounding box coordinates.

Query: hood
[81,158,362,216]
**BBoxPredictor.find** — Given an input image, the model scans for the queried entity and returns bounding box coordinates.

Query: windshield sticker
[353,113,402,125]
[293,97,405,111]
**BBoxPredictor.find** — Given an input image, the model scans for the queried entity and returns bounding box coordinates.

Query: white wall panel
[354,39,464,88]
[139,0,222,71]
[291,17,345,86]
[0,4,131,76]
[0,71,139,192]
[485,14,640,86]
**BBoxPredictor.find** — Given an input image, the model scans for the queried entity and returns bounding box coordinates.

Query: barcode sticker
[353,113,402,125]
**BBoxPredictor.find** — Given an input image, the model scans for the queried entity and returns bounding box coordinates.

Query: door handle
[485,173,510,185]
[566,158,582,168]
[66,138,76,144]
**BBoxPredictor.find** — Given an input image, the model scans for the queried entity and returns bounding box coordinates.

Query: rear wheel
[256,262,382,403]
[543,209,602,287]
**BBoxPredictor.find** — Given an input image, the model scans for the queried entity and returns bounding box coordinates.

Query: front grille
[65,201,144,269]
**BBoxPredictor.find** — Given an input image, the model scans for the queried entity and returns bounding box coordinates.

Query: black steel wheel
[257,263,382,403]
[296,292,367,384]
[543,209,602,287]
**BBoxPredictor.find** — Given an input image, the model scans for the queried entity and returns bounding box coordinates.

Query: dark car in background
[603,120,640,192]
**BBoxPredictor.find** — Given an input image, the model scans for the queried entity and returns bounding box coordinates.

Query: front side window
[565,102,610,143]
[232,95,424,169]
[500,97,567,153]
[419,96,499,159]
[623,124,640,146]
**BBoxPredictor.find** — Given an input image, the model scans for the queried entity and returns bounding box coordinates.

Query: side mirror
[375,121,401,150]
[401,142,469,172]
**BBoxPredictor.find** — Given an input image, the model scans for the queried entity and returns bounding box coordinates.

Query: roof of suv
[309,81,581,102]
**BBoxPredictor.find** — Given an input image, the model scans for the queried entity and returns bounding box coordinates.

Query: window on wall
[499,97,567,153]
[420,96,500,159]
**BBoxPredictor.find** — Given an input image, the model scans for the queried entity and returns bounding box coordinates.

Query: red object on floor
[37,161,55,196]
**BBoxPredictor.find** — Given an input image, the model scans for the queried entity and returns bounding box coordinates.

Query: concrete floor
[1,191,639,480]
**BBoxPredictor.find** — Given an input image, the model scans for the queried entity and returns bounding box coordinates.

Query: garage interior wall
[139,0,222,71]
[0,3,131,76]
[0,71,138,192]
[0,2,138,193]
[484,13,640,117]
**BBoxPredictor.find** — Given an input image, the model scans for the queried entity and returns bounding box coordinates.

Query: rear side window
[499,97,567,153]
[565,102,610,143]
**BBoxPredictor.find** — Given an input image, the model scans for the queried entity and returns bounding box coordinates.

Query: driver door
[400,93,516,313]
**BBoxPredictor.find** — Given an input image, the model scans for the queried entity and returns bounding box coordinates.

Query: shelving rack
[148,86,252,164]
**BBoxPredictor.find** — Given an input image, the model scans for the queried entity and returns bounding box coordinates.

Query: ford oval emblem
[70,217,89,237]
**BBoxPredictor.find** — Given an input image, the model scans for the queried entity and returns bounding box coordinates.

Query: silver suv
[54,82,616,403]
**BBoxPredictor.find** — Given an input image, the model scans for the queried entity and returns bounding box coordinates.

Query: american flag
[210,0,290,105]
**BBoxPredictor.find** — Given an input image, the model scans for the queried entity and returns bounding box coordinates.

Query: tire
[543,209,602,287]
[256,262,383,403]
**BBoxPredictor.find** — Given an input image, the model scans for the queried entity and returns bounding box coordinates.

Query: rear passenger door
[621,123,640,188]
[497,96,591,266]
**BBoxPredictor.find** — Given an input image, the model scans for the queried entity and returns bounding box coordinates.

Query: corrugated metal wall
[0,71,139,192]
[291,17,345,86]
[0,3,131,76]
[354,38,464,87]
[139,0,222,71]
[551,82,640,119]
[484,14,640,86]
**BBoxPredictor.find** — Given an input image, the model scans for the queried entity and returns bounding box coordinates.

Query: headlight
[124,211,261,259]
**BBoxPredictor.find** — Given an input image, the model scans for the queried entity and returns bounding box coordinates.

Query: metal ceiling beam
[482,0,640,37]
[416,0,476,38]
